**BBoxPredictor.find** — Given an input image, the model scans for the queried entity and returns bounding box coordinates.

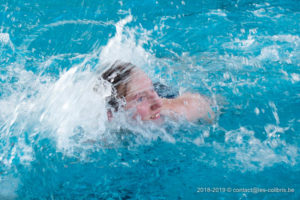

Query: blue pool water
[1,0,299,199]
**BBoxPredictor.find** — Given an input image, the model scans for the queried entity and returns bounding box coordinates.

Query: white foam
[234,37,255,48]
[291,73,300,82]
[193,136,204,146]
[45,19,114,28]
[0,65,38,168]
[271,34,300,43]
[222,29,257,51]
[0,32,14,50]
[269,101,280,125]
[264,124,288,139]
[257,45,280,61]
[208,9,227,17]
[99,15,153,68]
[252,8,267,18]
[223,127,298,171]
[37,65,109,155]
[254,107,260,115]
[0,33,10,44]
[0,56,108,162]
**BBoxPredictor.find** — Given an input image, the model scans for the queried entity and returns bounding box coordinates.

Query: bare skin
[124,69,214,123]
[161,93,214,122]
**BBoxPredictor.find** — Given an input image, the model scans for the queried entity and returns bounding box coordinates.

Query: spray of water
[0,12,299,185]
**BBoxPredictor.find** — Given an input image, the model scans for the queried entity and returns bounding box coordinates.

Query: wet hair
[101,61,136,111]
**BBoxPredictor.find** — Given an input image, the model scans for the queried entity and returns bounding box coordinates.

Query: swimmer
[101,61,214,123]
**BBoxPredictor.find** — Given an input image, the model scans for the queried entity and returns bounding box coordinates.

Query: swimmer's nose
[150,90,162,110]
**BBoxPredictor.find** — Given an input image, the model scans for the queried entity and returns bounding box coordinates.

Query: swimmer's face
[125,69,162,121]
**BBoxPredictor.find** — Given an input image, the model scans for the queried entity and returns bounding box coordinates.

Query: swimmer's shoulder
[161,93,215,123]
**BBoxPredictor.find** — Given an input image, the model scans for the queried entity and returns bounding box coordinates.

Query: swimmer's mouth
[150,113,160,120]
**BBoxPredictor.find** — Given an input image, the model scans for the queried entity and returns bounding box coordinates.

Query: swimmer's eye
[137,96,145,102]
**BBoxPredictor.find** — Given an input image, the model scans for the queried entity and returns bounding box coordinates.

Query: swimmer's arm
[161,93,215,123]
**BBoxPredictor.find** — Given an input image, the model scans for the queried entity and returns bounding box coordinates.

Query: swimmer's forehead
[126,69,154,96]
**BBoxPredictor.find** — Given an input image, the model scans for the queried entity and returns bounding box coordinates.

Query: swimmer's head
[101,61,135,111]
[101,61,162,121]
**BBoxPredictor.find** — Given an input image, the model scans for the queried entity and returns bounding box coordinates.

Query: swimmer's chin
[129,114,165,125]
[123,111,163,122]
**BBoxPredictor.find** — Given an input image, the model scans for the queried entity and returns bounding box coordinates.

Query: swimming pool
[0,0,299,199]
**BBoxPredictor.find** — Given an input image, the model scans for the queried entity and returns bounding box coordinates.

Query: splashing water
[0,0,299,199]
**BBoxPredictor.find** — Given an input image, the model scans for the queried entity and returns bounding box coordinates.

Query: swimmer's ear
[107,109,113,121]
